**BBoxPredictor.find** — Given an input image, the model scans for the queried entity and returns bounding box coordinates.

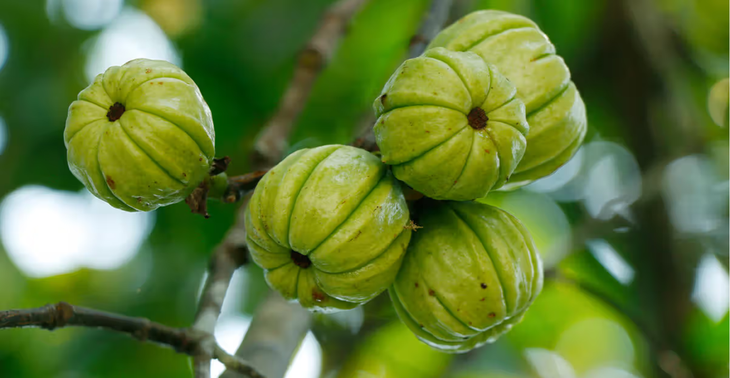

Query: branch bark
[220,294,312,378]
[252,0,368,165]
[355,0,453,149]
[408,0,453,58]
[0,302,263,377]
[192,197,252,377]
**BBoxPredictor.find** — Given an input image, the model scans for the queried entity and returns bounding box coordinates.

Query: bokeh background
[0,0,727,377]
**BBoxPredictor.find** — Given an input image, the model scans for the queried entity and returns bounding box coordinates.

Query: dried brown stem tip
[210,157,232,176]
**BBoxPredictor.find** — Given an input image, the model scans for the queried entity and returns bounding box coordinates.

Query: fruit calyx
[467,107,488,129]
[107,102,125,122]
[291,251,312,269]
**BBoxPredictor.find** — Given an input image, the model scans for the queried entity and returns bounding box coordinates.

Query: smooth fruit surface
[64,59,215,211]
[390,200,543,352]
[374,47,528,200]
[246,145,412,312]
[429,10,587,189]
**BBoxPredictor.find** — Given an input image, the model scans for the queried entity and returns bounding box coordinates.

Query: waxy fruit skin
[374,47,528,201]
[64,59,215,211]
[245,145,412,312]
[390,200,543,353]
[429,10,587,189]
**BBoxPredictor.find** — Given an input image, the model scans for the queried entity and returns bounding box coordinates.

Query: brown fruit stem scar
[291,251,312,269]
[467,107,488,129]
[107,102,125,122]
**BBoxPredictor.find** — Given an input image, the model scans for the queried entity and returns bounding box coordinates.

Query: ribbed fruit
[429,10,587,189]
[246,145,412,312]
[64,58,215,211]
[390,200,543,352]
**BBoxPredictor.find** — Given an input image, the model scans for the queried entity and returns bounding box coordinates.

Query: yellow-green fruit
[64,59,215,211]
[390,200,543,353]
[429,10,587,189]
[374,47,528,200]
[246,145,412,312]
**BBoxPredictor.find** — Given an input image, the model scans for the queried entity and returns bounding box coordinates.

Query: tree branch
[252,0,368,165]
[220,294,312,378]
[408,0,453,57]
[195,1,374,375]
[355,0,453,150]
[189,2,370,374]
[0,302,263,377]
[192,196,252,377]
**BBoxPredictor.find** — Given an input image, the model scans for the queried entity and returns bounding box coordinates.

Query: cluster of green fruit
[64,11,586,353]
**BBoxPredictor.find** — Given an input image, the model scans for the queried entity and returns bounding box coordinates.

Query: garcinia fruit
[429,10,587,189]
[245,145,412,312]
[374,47,528,201]
[64,58,215,212]
[390,200,543,353]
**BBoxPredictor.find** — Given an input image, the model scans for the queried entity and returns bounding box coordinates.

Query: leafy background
[0,0,727,377]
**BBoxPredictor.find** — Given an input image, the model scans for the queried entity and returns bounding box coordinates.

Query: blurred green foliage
[0,0,727,378]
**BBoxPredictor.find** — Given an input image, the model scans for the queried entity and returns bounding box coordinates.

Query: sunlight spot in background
[583,367,641,378]
[524,348,577,378]
[692,253,729,323]
[583,142,641,221]
[529,140,642,217]
[0,116,7,156]
[526,147,585,194]
[212,314,322,378]
[555,317,635,375]
[587,239,635,285]
[84,7,181,83]
[0,185,153,278]
[663,155,728,234]
[46,0,123,30]
[0,23,8,73]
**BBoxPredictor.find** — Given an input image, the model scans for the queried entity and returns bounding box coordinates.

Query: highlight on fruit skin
[390,200,543,353]
[64,58,215,212]
[429,10,587,190]
[374,47,528,201]
[245,145,412,313]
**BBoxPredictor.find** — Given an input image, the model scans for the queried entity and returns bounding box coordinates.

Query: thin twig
[355,0,453,148]
[252,0,368,165]
[408,0,453,57]
[0,302,263,377]
[223,171,269,204]
[216,345,266,378]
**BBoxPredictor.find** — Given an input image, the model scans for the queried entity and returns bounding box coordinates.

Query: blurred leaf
[337,320,453,378]
[684,310,730,377]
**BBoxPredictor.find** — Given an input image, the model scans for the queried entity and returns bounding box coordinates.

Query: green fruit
[374,47,528,201]
[64,59,215,212]
[390,200,543,353]
[429,10,587,189]
[245,145,412,312]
